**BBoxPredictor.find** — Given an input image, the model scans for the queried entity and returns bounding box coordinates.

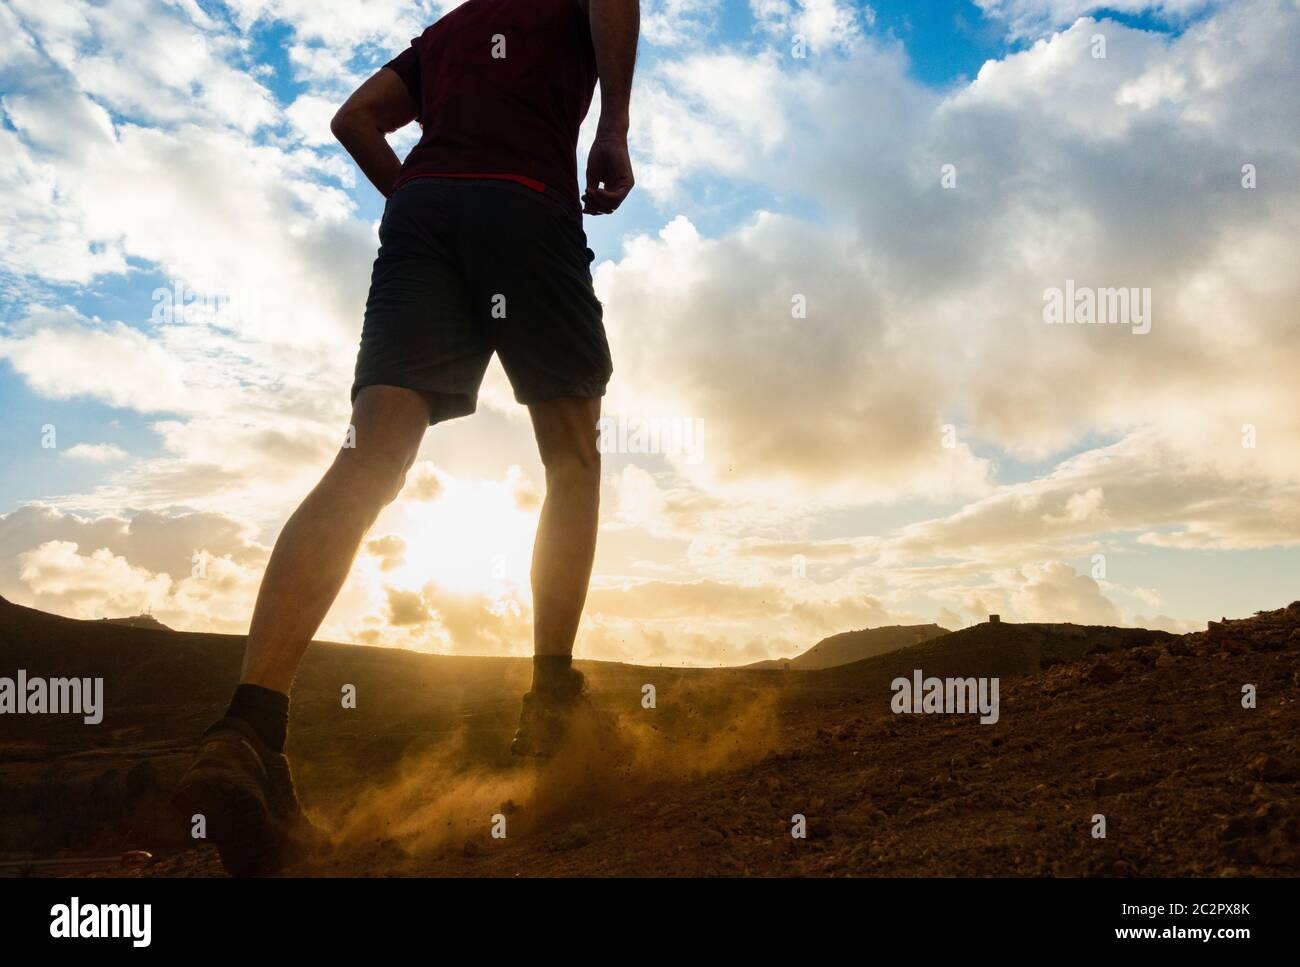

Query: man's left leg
[511,395,602,755]
[172,385,431,872]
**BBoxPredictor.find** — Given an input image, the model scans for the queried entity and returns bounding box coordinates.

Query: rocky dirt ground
[4,598,1297,877]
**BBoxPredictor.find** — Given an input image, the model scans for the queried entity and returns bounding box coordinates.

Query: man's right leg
[174,384,429,874]
[509,396,602,757]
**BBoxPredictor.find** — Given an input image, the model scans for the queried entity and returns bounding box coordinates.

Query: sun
[375,467,541,597]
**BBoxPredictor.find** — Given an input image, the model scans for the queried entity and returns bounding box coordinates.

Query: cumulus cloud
[612,1,1300,509]
[750,0,868,52]
[1,0,1296,662]
[385,587,431,627]
[1005,560,1121,624]
[12,537,265,631]
[17,540,172,619]
[284,94,340,147]
[1,308,201,413]
[588,579,783,619]
[5,0,277,132]
[362,580,531,655]
[63,443,128,463]
[974,0,1218,39]
[0,505,266,582]
[402,463,446,502]
[598,214,996,501]
[885,431,1300,561]
[365,534,408,572]
[642,0,723,46]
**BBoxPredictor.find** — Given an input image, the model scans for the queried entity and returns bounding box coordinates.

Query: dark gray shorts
[351,177,612,425]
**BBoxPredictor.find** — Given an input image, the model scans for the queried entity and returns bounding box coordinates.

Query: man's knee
[541,441,601,486]
[332,443,417,507]
[532,396,602,484]
[336,385,429,506]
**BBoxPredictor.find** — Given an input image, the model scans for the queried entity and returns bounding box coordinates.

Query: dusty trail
[322,683,781,870]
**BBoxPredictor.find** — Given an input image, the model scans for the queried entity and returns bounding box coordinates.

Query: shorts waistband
[392,175,581,225]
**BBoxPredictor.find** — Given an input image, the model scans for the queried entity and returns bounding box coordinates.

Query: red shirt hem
[392,172,547,194]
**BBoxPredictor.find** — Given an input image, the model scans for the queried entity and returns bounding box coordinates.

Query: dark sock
[532,654,575,695]
[225,683,289,753]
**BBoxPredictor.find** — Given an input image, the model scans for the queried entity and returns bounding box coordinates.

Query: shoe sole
[510,735,553,759]
[511,696,599,759]
[172,770,283,877]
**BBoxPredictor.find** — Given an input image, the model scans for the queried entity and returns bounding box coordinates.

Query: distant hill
[99,613,173,632]
[822,618,1180,695]
[746,623,951,670]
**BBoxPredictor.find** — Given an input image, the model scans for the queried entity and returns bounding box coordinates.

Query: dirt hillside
[1,597,1297,876]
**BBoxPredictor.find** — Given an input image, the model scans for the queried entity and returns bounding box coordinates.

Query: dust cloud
[329,679,784,867]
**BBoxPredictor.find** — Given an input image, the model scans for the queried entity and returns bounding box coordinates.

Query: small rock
[550,822,591,852]
[1220,801,1300,867]
[1086,660,1122,685]
[1093,771,1143,796]
[1249,754,1295,782]
[804,816,833,840]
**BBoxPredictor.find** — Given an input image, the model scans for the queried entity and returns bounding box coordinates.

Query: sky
[1,0,1297,666]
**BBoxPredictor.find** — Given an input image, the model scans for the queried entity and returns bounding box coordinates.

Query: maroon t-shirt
[384,0,598,211]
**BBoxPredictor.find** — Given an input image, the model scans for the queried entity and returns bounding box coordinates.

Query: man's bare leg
[528,395,602,657]
[174,385,429,872]
[510,396,602,756]
[240,385,430,693]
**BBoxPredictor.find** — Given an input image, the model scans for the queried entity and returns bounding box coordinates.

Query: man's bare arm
[583,0,639,215]
[331,69,419,198]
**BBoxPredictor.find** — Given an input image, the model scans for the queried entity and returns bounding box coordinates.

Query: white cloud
[2,0,1297,661]
[8,0,278,133]
[1006,560,1121,623]
[749,0,867,52]
[886,431,1300,561]
[642,0,723,46]
[284,93,339,147]
[974,0,1218,39]
[616,2,1300,500]
[17,540,173,619]
[598,212,996,501]
[63,444,129,463]
[0,308,199,413]
[0,506,269,631]
[0,124,127,285]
